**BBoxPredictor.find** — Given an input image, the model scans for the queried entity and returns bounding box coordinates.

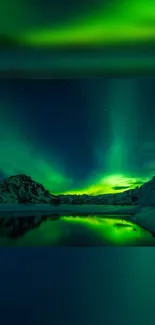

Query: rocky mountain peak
[0,174,60,204]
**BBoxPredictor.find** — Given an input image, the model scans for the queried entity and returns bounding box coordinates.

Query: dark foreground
[0,214,155,246]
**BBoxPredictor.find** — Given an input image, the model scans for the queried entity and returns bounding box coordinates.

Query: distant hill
[59,176,155,206]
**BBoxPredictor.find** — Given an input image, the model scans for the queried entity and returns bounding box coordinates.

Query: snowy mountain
[137,176,155,206]
[0,174,60,204]
[58,191,139,205]
[1,174,155,206]
[59,176,155,206]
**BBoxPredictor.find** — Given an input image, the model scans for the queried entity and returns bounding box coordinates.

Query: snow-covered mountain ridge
[59,176,155,206]
[0,174,60,204]
[0,174,155,206]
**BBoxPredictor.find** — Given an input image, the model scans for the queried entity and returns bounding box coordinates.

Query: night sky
[0,78,155,194]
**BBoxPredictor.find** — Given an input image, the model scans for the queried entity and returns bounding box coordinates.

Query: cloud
[112,186,130,191]
[132,181,144,186]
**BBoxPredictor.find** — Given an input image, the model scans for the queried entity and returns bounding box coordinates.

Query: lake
[0,215,155,246]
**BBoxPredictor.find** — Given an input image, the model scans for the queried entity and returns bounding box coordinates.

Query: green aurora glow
[18,0,155,47]
[0,101,73,193]
[1,0,155,47]
[0,79,153,195]
[65,80,149,195]
[1,1,155,75]
[0,104,147,196]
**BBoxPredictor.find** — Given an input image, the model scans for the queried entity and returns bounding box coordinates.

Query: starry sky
[0,78,155,195]
[1,0,155,75]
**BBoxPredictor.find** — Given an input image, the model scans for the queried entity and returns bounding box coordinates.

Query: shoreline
[0,204,139,217]
[0,203,155,236]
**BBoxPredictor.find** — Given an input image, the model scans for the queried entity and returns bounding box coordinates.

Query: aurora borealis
[0,78,154,195]
[1,0,155,75]
[1,0,155,47]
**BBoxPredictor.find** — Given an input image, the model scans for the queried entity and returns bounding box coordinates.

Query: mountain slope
[0,174,60,204]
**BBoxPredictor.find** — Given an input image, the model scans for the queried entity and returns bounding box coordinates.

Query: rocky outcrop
[0,174,61,204]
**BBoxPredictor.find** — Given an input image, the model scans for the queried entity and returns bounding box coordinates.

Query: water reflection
[0,215,154,246]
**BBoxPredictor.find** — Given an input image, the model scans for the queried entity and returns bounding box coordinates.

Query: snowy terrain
[132,207,155,234]
[1,174,155,234]
[0,203,139,217]
[0,203,155,238]
[0,202,154,232]
[59,176,155,206]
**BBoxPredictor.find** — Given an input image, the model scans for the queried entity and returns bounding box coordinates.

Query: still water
[0,215,155,246]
